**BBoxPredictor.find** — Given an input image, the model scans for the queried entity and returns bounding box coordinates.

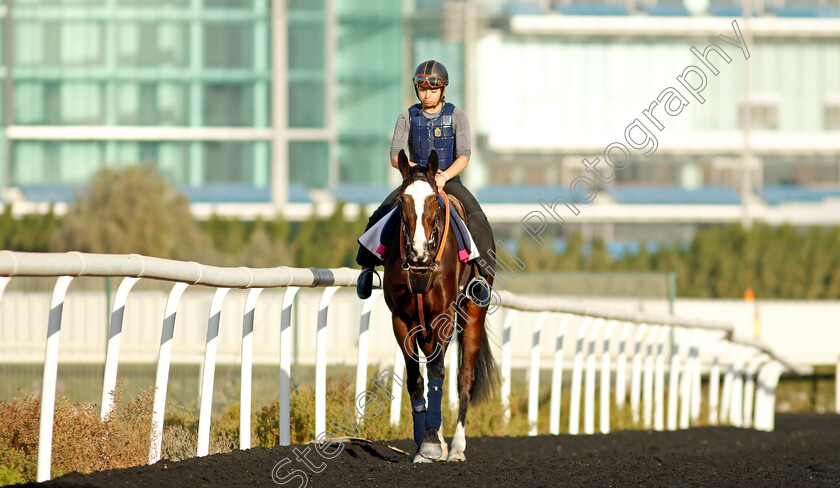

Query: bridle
[399,184,451,274]
[398,178,452,339]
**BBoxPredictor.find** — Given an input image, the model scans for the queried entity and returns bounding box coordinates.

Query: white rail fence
[0,251,805,482]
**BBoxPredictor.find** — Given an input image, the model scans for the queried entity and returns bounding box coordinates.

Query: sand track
[19,413,840,487]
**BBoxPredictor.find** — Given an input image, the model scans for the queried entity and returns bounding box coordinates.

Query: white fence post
[667,328,683,431]
[678,329,696,429]
[584,318,603,435]
[240,287,264,450]
[742,353,769,429]
[720,346,738,425]
[501,309,518,422]
[149,282,189,464]
[528,312,548,436]
[36,276,74,482]
[729,347,749,428]
[197,287,231,457]
[642,325,656,429]
[356,290,382,419]
[836,356,840,415]
[690,332,709,423]
[630,324,647,424]
[600,320,617,434]
[0,276,8,362]
[653,326,668,432]
[278,286,299,446]
[569,316,593,435]
[0,276,9,307]
[708,341,724,426]
[549,314,571,435]
[100,277,140,420]
[390,344,405,425]
[754,361,784,432]
[315,286,340,437]
[615,322,632,409]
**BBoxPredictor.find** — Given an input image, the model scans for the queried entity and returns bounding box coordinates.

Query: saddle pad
[358,203,479,263]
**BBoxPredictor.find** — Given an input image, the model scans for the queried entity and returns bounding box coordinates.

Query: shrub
[0,385,155,483]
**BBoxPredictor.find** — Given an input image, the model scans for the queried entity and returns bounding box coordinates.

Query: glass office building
[0,0,404,205]
[2,0,838,214]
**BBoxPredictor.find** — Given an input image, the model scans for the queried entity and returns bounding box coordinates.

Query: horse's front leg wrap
[425,378,444,431]
[411,397,427,447]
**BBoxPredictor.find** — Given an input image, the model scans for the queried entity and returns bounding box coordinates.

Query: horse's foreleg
[406,354,425,449]
[416,347,448,463]
[393,315,427,449]
[448,306,483,462]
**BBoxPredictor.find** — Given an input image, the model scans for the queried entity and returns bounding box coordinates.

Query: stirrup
[356,268,381,300]
[465,275,492,307]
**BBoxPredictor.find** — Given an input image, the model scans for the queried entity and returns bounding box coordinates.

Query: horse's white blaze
[404,180,434,259]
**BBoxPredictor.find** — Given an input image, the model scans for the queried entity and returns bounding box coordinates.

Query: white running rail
[0,251,804,482]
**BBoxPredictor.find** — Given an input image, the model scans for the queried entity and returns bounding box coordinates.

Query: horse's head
[397,149,441,265]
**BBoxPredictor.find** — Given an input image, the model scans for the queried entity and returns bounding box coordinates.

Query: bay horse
[383,149,498,463]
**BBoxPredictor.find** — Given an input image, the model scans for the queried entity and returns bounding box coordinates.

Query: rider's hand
[434,170,448,190]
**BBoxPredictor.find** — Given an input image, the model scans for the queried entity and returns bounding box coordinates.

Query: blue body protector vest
[408,102,456,171]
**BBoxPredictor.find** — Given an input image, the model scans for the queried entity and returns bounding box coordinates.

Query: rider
[356,60,494,305]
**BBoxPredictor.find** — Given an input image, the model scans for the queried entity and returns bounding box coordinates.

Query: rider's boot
[465,211,494,307]
[356,243,384,300]
[466,272,492,307]
[356,267,381,300]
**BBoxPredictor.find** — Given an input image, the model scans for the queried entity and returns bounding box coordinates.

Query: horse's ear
[427,150,439,178]
[397,149,410,178]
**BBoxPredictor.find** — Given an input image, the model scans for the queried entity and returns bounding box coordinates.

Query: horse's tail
[459,318,500,403]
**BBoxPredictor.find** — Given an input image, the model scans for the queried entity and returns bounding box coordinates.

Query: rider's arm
[389,110,415,169]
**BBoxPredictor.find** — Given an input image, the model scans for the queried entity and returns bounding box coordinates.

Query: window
[289,82,324,127]
[290,141,328,187]
[117,22,189,67]
[204,0,253,7]
[203,83,254,126]
[116,0,188,6]
[117,83,189,125]
[203,23,253,69]
[823,95,840,131]
[60,23,104,66]
[203,141,255,183]
[61,83,105,124]
[738,94,779,130]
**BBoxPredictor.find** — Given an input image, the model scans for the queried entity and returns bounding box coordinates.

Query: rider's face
[417,86,442,109]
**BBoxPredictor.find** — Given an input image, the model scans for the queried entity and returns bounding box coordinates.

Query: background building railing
[0,251,805,482]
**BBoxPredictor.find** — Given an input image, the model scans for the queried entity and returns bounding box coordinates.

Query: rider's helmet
[413,60,449,102]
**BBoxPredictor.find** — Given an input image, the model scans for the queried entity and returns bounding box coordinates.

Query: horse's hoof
[446,451,466,462]
[440,443,449,461]
[413,452,434,464]
[419,441,443,460]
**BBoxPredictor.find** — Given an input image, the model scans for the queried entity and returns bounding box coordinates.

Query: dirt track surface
[21,413,840,487]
